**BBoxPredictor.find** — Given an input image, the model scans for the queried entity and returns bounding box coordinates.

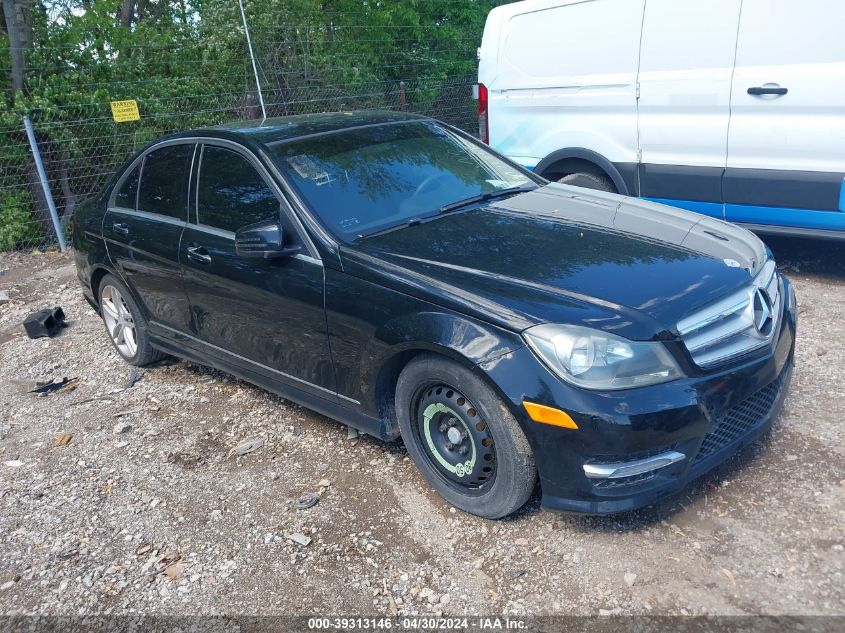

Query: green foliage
[0,188,39,251]
[0,0,505,250]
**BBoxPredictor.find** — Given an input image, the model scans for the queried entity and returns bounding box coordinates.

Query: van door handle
[112,222,130,235]
[186,245,212,265]
[748,85,788,96]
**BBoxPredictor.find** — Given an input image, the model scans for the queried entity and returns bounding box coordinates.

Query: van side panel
[481,0,644,171]
[725,0,845,230]
[637,0,742,215]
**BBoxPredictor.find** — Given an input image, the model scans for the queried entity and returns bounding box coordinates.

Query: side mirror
[235,221,301,259]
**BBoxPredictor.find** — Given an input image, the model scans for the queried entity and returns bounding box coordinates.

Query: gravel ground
[0,236,843,618]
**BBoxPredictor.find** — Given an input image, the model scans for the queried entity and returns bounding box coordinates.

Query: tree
[0,0,505,249]
[1,0,32,95]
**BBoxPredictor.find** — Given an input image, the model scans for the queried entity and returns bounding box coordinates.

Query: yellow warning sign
[110,100,140,123]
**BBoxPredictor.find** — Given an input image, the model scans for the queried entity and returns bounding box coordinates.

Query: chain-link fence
[0,1,500,252]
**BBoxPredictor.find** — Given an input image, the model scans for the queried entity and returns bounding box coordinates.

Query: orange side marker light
[523,401,578,430]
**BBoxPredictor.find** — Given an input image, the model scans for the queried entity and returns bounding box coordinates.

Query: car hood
[340,184,768,340]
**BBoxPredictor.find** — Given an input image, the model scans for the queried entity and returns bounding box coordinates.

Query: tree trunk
[119,0,136,29]
[2,0,32,96]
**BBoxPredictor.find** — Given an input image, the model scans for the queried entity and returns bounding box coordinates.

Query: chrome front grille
[677,260,781,368]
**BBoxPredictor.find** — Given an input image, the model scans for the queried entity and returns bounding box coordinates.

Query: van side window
[114,164,140,209]
[137,144,193,220]
[196,146,280,233]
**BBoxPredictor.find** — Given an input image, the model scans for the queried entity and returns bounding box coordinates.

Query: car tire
[396,354,537,519]
[97,273,166,366]
[558,172,616,193]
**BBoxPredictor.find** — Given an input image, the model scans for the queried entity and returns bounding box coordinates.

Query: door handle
[186,245,212,265]
[748,85,788,96]
[112,222,130,235]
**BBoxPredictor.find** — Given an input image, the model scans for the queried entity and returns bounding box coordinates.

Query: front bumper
[480,276,797,515]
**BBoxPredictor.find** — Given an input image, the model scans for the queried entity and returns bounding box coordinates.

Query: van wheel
[559,172,616,193]
[396,355,537,519]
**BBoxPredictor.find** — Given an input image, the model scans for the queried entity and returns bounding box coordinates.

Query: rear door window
[114,163,140,209]
[196,145,280,233]
[137,144,193,220]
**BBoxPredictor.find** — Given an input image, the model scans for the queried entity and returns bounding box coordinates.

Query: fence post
[399,81,408,112]
[238,0,267,121]
[23,116,67,253]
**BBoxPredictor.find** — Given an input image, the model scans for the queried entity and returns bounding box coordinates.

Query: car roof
[189,110,432,145]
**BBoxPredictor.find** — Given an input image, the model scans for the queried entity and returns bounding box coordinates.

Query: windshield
[269,121,535,240]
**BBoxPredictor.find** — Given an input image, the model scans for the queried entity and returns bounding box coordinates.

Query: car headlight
[524,324,683,390]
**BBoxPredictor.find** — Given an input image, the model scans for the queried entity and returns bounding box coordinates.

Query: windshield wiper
[356,217,423,240]
[356,184,539,241]
[438,183,538,215]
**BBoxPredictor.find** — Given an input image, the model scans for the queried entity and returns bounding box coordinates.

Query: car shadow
[762,235,845,279]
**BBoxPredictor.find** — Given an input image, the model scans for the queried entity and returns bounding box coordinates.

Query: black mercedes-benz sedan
[71,111,796,518]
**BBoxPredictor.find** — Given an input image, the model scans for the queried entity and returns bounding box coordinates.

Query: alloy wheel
[101,284,138,358]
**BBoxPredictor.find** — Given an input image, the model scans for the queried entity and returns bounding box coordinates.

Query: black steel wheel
[414,384,496,493]
[396,354,536,519]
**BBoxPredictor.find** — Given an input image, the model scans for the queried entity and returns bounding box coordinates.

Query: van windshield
[269,121,534,241]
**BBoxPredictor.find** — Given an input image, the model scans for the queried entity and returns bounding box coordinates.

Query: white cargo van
[477,0,845,239]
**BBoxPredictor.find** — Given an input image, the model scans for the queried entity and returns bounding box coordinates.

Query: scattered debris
[113,408,145,419]
[30,377,80,395]
[124,367,143,389]
[52,433,73,447]
[296,493,319,510]
[287,532,312,547]
[23,306,67,339]
[229,437,265,458]
[163,561,186,581]
[135,543,152,556]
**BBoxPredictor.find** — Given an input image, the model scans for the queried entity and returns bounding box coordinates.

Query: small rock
[786,455,798,462]
[1,581,14,591]
[113,422,132,435]
[514,538,529,546]
[0,290,9,304]
[439,593,451,605]
[288,533,311,547]
[624,572,637,587]
[232,437,264,457]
